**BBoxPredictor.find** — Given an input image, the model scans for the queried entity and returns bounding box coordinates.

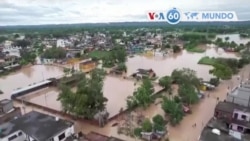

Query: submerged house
[132,69,156,79]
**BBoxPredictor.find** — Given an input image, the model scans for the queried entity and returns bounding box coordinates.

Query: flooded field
[0,35,246,141]
[0,65,64,99]
[216,34,250,45]
[20,87,63,111]
[19,76,162,118]
[126,48,238,81]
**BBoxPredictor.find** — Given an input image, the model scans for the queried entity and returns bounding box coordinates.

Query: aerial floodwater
[0,65,64,99]
[216,33,250,45]
[126,47,238,81]
[0,33,248,141]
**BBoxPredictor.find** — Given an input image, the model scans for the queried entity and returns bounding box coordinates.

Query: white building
[0,111,74,141]
[56,39,66,48]
[4,40,13,48]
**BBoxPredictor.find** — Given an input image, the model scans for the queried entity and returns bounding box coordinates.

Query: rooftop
[0,99,11,107]
[84,132,125,141]
[229,85,250,100]
[0,111,73,141]
[200,127,242,141]
[215,101,250,113]
[200,118,250,141]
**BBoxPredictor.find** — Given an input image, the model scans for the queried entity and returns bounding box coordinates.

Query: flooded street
[167,64,250,141]
[126,48,238,81]
[0,65,64,99]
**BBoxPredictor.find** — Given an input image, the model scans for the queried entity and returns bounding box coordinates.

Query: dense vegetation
[19,49,36,65]
[198,55,250,80]
[159,68,201,126]
[57,69,107,120]
[126,78,154,109]
[42,47,67,59]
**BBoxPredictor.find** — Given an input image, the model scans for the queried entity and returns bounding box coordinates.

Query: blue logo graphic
[166,8,181,24]
[184,12,199,20]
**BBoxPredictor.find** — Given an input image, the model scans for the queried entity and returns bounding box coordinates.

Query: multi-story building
[200,101,250,141]
[215,101,250,133]
[0,111,74,141]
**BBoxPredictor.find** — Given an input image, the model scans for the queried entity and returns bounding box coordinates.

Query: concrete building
[0,99,21,124]
[199,119,247,141]
[215,102,250,134]
[226,82,250,107]
[0,111,74,141]
[57,39,66,48]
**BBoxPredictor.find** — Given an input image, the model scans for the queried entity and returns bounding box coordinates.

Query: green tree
[58,69,107,119]
[142,119,153,132]
[102,55,115,68]
[152,114,166,131]
[63,68,71,76]
[159,76,172,91]
[161,97,184,126]
[13,40,31,48]
[171,68,201,90]
[126,78,154,109]
[134,128,142,137]
[152,114,165,125]
[19,49,37,65]
[42,47,66,59]
[14,34,20,38]
[209,64,233,80]
[57,85,75,113]
[178,83,199,105]
[0,36,7,43]
[117,62,127,72]
[111,46,127,63]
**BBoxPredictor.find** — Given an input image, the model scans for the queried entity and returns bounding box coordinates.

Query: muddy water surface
[0,65,64,99]
[126,48,238,81]
[216,34,250,45]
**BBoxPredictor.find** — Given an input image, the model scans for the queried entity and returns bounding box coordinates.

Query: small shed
[0,99,14,114]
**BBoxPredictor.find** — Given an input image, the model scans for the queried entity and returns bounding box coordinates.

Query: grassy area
[87,50,111,59]
[198,56,217,65]
[186,47,206,53]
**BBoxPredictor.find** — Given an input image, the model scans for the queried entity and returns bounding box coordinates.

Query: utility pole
[42,72,45,81]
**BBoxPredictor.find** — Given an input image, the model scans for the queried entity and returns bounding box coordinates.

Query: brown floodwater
[0,40,244,141]
[126,48,238,81]
[216,34,250,45]
[19,76,162,119]
[0,65,64,99]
